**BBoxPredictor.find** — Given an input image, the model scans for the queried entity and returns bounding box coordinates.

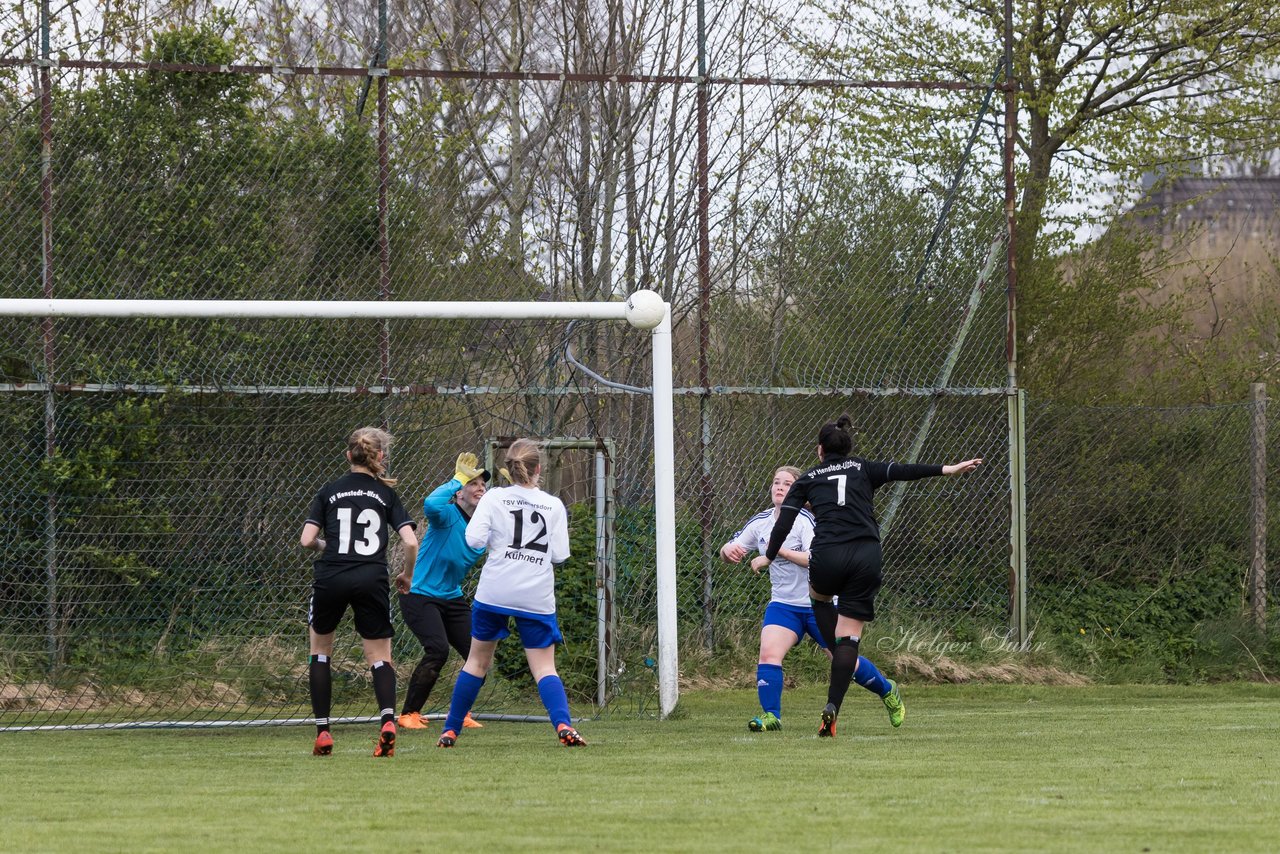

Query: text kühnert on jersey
[501,549,546,564]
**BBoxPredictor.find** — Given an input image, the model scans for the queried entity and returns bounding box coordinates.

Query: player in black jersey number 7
[760,414,981,738]
[300,427,419,757]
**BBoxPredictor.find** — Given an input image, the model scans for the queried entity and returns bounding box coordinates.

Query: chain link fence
[1025,397,1275,679]
[0,6,1270,728]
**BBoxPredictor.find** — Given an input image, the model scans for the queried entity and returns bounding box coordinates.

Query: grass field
[2,684,1276,852]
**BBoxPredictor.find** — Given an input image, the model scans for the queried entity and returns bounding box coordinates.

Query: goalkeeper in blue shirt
[393,452,491,731]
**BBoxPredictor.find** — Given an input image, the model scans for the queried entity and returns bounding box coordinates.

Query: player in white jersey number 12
[435,438,586,748]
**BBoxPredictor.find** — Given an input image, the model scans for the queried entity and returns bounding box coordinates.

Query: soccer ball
[624,289,666,330]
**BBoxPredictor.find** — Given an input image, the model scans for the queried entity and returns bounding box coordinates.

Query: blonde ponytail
[347,427,397,486]
[503,438,544,487]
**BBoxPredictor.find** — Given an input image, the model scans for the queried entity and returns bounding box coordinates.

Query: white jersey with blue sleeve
[729,508,815,607]
[466,484,571,615]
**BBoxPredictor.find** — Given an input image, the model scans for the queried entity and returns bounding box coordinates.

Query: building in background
[1137,175,1278,337]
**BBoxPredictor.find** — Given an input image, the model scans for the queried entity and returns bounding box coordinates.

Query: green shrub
[1032,544,1276,681]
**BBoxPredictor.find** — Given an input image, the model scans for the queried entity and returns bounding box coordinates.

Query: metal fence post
[1249,383,1267,630]
[39,0,61,674]
[1008,388,1027,646]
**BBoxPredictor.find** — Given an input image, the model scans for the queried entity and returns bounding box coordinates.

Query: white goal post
[0,295,681,719]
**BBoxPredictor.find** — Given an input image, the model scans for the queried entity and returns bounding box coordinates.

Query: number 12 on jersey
[508,509,550,553]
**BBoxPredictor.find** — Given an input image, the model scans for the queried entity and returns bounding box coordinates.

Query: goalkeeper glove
[454,452,483,485]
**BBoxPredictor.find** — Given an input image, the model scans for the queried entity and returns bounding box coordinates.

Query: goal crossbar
[0,296,681,719]
[0,298,628,321]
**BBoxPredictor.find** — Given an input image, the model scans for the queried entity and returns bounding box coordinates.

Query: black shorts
[309,565,394,639]
[809,539,883,622]
[398,593,473,659]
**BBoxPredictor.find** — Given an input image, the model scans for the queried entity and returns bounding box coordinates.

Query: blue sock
[756,663,784,718]
[854,655,892,698]
[536,674,572,730]
[443,670,485,733]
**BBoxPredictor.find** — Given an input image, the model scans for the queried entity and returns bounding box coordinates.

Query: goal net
[1,14,1021,732]
[0,298,677,730]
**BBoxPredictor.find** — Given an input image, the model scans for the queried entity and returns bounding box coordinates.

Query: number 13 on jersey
[336,506,382,555]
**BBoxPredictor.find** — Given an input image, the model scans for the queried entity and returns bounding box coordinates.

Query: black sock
[309,654,331,733]
[402,655,441,716]
[828,636,860,713]
[811,599,838,649]
[371,660,397,725]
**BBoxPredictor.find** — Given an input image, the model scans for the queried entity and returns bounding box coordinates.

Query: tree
[0,14,503,672]
[792,0,1280,400]
[800,0,1280,248]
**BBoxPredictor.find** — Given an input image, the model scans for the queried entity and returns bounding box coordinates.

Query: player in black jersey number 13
[299,427,419,757]
[760,414,981,738]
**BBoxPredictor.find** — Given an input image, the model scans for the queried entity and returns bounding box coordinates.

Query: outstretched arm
[777,546,809,567]
[464,490,496,551]
[871,457,983,487]
[943,458,983,476]
[423,477,462,523]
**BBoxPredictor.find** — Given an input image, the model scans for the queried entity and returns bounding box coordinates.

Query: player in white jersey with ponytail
[436,438,585,748]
